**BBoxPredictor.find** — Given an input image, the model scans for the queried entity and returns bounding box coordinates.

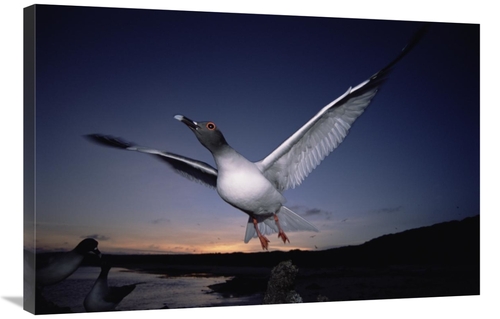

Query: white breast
[215,152,284,215]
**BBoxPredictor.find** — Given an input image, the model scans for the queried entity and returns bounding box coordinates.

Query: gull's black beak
[174,115,199,131]
[92,248,102,259]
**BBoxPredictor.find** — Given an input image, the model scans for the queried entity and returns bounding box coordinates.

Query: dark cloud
[305,208,322,216]
[290,205,333,219]
[81,234,110,241]
[35,246,59,253]
[151,218,171,225]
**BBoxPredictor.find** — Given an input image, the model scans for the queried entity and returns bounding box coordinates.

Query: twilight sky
[30,5,479,254]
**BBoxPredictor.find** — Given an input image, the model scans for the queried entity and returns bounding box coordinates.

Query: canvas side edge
[23,4,36,315]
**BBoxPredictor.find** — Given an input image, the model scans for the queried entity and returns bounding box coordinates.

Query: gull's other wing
[86,134,218,188]
[255,25,428,192]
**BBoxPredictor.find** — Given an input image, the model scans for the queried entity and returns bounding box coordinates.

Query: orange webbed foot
[258,235,270,250]
[278,230,290,244]
[274,214,290,244]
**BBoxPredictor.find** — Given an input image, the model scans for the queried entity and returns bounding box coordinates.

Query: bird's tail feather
[244,206,319,243]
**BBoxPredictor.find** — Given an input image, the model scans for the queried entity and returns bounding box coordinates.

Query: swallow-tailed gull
[87,26,427,250]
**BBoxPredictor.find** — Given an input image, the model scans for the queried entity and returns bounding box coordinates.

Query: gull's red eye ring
[206,122,216,130]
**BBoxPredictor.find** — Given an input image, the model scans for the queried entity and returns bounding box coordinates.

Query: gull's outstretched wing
[255,25,428,192]
[86,134,218,188]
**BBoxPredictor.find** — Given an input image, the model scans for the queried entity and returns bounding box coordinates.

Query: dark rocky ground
[109,215,480,303]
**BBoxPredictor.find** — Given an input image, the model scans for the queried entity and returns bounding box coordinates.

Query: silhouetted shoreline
[104,215,480,303]
[33,215,479,313]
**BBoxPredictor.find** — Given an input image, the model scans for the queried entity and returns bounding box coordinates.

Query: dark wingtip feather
[402,23,430,54]
[346,24,429,106]
[373,23,430,80]
[84,134,133,149]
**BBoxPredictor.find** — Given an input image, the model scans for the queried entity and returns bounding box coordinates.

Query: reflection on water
[41,267,262,313]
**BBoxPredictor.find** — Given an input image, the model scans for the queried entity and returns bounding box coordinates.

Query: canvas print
[24,4,480,315]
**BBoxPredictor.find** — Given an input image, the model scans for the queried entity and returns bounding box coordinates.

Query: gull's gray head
[175,115,228,152]
[75,238,101,258]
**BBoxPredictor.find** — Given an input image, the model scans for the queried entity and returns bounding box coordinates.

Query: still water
[41,266,262,313]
